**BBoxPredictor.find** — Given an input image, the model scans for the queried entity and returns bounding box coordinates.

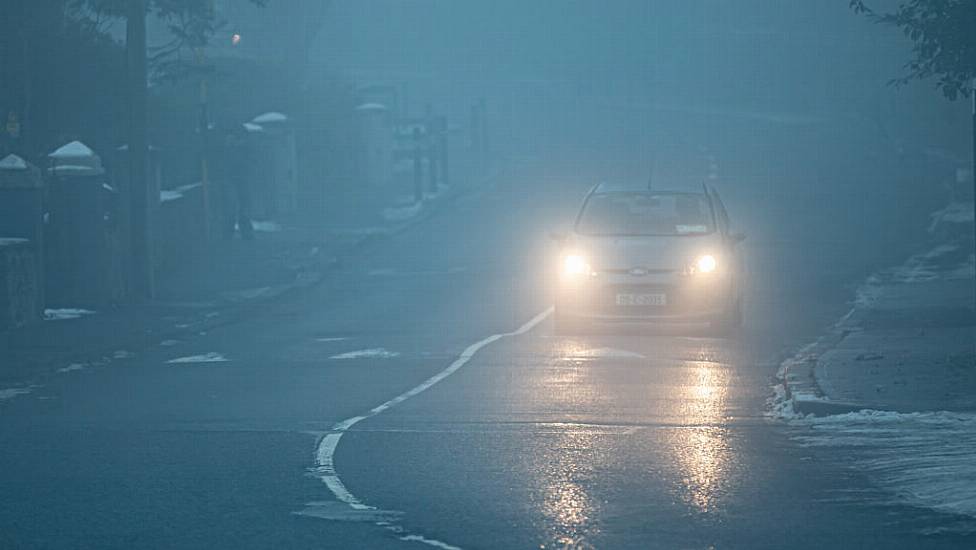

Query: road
[1,117,971,548]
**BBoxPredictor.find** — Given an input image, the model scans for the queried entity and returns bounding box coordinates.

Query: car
[552,182,745,334]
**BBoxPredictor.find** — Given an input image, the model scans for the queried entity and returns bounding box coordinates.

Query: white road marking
[399,535,462,550]
[330,348,400,360]
[0,387,34,402]
[166,352,229,364]
[303,307,554,546]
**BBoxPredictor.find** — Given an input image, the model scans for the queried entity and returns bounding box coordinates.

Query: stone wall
[0,239,40,330]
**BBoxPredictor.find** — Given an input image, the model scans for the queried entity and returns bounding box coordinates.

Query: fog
[312,0,967,308]
[1,2,974,548]
[316,1,964,162]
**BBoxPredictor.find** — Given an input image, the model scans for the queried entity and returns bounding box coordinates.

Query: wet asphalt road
[2,119,972,549]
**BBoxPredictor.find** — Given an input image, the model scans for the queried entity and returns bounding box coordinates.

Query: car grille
[599,268,676,276]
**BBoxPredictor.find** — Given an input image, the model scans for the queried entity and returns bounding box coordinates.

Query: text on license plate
[616,293,667,306]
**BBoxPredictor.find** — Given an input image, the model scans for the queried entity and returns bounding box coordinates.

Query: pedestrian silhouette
[221,125,254,240]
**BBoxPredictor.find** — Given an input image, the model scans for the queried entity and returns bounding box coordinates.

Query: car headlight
[562,254,592,277]
[684,254,718,276]
[695,254,717,274]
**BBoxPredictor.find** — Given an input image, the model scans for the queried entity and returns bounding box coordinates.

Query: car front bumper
[555,271,733,323]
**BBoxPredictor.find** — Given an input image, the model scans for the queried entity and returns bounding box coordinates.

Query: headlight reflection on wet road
[673,349,733,513]
[528,339,740,548]
[532,340,607,550]
[541,435,600,549]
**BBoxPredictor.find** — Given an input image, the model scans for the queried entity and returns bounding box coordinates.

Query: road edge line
[300,306,553,540]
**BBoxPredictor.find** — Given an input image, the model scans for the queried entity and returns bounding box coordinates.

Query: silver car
[552,183,745,333]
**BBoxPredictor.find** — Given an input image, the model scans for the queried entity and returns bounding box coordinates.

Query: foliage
[70,0,267,81]
[0,1,128,157]
[850,0,976,100]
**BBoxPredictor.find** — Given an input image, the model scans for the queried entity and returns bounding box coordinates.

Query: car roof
[592,182,707,196]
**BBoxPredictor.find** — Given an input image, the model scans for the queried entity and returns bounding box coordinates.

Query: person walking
[220,125,254,240]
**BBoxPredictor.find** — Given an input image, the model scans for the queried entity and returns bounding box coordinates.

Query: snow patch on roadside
[891,244,957,284]
[0,387,33,401]
[221,286,273,301]
[56,363,86,374]
[330,348,400,360]
[166,352,229,364]
[382,202,423,222]
[159,182,202,203]
[791,410,976,519]
[769,367,976,519]
[43,308,94,321]
[252,221,282,233]
[928,201,974,233]
[767,383,798,419]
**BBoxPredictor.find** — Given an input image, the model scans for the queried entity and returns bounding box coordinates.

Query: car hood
[568,233,723,271]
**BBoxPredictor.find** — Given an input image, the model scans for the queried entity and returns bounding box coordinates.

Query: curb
[777,313,873,417]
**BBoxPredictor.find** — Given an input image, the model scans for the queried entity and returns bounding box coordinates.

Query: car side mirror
[729,232,746,244]
[549,230,568,242]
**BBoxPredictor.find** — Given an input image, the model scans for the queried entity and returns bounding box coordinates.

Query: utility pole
[470,102,482,174]
[437,115,449,188]
[196,0,216,243]
[413,126,424,203]
[126,0,154,300]
[478,97,488,171]
[425,104,438,194]
[196,47,212,243]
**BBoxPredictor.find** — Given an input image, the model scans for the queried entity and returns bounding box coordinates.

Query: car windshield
[576,192,713,236]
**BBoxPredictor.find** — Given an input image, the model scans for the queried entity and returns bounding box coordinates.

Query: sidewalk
[778,200,975,416]
[768,200,976,522]
[0,172,487,390]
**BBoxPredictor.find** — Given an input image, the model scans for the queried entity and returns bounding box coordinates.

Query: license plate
[615,293,667,306]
